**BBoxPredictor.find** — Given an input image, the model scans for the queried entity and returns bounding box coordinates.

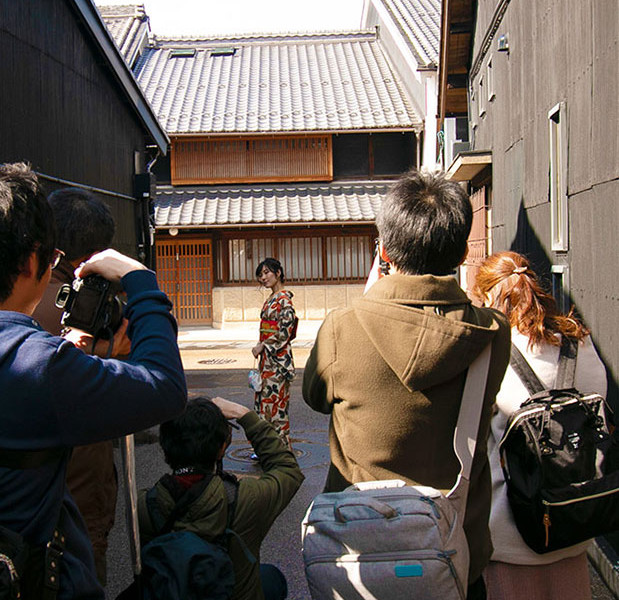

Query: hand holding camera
[75,249,147,282]
[55,249,146,356]
[211,396,250,420]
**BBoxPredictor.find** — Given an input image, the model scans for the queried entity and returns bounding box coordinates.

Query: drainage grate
[198,358,238,365]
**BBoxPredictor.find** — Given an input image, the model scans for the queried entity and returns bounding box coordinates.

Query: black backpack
[120,472,255,600]
[499,337,619,553]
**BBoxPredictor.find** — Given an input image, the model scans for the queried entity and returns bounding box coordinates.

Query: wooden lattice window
[215,228,375,285]
[171,135,333,185]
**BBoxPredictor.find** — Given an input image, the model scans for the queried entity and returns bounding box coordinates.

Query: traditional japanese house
[362,0,442,167]
[132,29,424,326]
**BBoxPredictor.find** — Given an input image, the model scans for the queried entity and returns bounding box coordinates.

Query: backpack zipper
[499,394,601,450]
[305,550,465,599]
[305,549,455,568]
[542,486,619,508]
[309,494,443,520]
[541,487,619,547]
[543,506,551,547]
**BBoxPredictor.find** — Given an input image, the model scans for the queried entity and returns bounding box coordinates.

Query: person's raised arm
[74,249,147,282]
[49,249,187,446]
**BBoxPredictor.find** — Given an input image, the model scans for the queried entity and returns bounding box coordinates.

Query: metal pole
[119,434,141,579]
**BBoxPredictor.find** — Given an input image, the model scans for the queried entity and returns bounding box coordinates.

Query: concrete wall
[212,283,366,328]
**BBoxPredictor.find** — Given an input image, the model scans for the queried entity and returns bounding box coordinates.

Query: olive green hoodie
[303,273,510,582]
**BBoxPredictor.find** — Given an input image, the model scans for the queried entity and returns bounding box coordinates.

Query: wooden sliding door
[156,237,213,324]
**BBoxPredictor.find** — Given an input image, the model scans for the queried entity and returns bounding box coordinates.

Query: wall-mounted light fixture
[169,227,179,236]
[497,34,509,53]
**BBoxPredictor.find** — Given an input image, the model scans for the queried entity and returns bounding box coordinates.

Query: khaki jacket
[302,273,511,582]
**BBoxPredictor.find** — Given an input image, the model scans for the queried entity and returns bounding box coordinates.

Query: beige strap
[447,343,492,510]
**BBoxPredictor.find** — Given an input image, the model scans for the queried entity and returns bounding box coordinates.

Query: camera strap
[91,327,115,359]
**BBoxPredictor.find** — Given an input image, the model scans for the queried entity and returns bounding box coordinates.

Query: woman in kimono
[252,258,297,451]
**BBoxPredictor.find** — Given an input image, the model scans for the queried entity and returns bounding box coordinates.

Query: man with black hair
[303,168,511,598]
[31,187,122,585]
[0,162,187,598]
[140,396,304,600]
[34,186,116,335]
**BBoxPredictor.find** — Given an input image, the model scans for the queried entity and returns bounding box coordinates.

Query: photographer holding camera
[0,162,187,599]
[32,187,128,586]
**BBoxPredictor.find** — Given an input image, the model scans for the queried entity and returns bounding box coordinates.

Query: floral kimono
[255,290,297,447]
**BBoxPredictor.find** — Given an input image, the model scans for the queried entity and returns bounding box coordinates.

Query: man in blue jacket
[0,162,187,598]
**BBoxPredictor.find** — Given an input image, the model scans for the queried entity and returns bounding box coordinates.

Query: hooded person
[302,169,511,599]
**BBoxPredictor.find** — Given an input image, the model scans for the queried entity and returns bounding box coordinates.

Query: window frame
[487,59,495,102]
[214,226,377,285]
[548,102,568,251]
[551,265,570,313]
[478,75,486,117]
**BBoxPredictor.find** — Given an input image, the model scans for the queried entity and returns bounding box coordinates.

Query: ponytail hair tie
[513,266,528,274]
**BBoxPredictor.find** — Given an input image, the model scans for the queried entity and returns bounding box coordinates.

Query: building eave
[70,0,169,153]
[445,150,492,181]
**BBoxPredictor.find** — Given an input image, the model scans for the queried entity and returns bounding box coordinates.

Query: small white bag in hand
[248,360,262,392]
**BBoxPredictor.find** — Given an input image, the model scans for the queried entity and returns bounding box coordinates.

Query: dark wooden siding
[0,0,152,257]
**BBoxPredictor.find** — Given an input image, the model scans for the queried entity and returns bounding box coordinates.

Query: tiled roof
[97,4,150,67]
[155,181,390,227]
[134,31,422,135]
[376,0,441,68]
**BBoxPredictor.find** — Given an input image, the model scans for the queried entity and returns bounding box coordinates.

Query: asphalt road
[105,362,616,599]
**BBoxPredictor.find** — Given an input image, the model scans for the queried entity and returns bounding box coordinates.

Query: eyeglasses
[50,248,65,269]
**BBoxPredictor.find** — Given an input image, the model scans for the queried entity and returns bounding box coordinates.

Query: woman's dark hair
[0,162,56,302]
[255,257,285,283]
[474,251,588,348]
[159,397,231,471]
[376,168,472,275]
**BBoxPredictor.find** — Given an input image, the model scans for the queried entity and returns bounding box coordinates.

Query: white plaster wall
[212,283,365,329]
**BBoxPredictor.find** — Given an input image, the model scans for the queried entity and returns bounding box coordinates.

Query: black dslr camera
[55,275,125,341]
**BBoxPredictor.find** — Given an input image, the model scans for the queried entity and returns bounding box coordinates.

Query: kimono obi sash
[259,319,279,342]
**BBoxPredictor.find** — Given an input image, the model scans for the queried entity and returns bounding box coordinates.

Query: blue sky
[98,0,367,37]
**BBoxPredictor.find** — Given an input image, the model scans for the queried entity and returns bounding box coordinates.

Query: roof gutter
[157,221,376,230]
[168,127,422,138]
[68,0,170,154]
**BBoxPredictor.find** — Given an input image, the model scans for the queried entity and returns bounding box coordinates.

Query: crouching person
[139,396,304,600]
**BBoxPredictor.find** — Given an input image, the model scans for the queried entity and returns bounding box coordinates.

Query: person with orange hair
[474,251,608,600]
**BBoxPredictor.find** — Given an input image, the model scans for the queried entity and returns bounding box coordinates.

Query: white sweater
[488,329,608,564]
